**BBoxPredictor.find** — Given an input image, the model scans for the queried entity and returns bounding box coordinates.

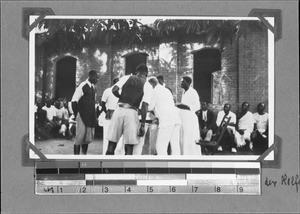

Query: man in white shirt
[177,76,201,155]
[42,99,58,122]
[56,101,69,137]
[148,77,181,155]
[251,102,269,152]
[235,102,255,151]
[98,77,120,155]
[42,99,59,137]
[216,103,237,153]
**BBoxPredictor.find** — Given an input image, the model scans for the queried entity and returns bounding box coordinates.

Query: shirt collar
[156,84,163,89]
[86,79,94,88]
[183,86,190,94]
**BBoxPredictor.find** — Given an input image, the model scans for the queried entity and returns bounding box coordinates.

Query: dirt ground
[35,137,103,155]
[35,136,263,156]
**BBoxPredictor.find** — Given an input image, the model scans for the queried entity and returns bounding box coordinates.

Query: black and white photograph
[1,1,299,213]
[29,16,274,159]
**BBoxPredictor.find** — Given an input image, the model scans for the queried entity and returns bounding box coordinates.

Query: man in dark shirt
[196,102,216,141]
[71,70,99,155]
[105,64,151,155]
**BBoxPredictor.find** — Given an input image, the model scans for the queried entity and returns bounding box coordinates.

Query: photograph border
[29,15,275,161]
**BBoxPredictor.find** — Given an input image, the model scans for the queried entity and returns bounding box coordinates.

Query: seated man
[216,103,237,153]
[251,102,269,152]
[42,99,59,137]
[68,114,76,139]
[196,102,216,141]
[235,102,255,151]
[35,101,48,140]
[57,100,70,137]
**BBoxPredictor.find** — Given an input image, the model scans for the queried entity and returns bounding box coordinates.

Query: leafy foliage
[36,18,266,56]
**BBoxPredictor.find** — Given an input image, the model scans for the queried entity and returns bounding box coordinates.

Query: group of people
[35,98,77,140]
[65,65,201,155]
[198,102,269,154]
[35,64,269,156]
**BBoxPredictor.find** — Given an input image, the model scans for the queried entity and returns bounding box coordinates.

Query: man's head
[201,102,208,111]
[45,99,52,107]
[223,103,231,114]
[88,70,99,84]
[54,100,60,109]
[181,76,192,90]
[136,63,148,78]
[63,101,68,109]
[112,77,119,85]
[257,102,266,114]
[156,74,164,85]
[148,76,158,89]
[241,102,250,113]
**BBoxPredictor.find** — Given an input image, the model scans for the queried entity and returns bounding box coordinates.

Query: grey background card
[1,1,299,213]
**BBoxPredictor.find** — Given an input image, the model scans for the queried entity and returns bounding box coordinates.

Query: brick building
[35,27,268,113]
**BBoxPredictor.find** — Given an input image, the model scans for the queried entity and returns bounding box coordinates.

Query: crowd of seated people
[35,98,75,140]
[196,102,269,154]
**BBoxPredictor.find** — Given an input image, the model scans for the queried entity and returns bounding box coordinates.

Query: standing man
[98,77,120,154]
[71,70,99,155]
[196,102,216,141]
[177,76,201,155]
[156,74,166,87]
[106,64,152,155]
[216,103,237,153]
[148,77,181,155]
[235,102,255,150]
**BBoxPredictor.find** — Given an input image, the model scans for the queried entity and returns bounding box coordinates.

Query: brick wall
[35,30,269,114]
[238,30,268,113]
[219,41,239,112]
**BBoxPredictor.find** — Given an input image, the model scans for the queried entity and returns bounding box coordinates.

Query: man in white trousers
[177,76,201,155]
[98,77,122,155]
[147,77,181,155]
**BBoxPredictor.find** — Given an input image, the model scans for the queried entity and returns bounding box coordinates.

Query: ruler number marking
[237,186,244,193]
[170,186,176,192]
[215,186,221,193]
[126,187,131,193]
[148,186,154,193]
[103,186,109,193]
[193,186,198,193]
[78,186,87,193]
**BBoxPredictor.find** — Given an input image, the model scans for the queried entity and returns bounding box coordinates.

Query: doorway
[123,52,148,75]
[55,56,77,101]
[193,48,221,103]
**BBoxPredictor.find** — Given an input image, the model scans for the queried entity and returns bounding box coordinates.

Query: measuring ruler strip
[36,185,260,194]
[36,161,260,173]
[35,162,261,194]
[35,175,260,194]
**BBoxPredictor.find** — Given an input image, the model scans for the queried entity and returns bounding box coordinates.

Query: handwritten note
[264,174,299,193]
